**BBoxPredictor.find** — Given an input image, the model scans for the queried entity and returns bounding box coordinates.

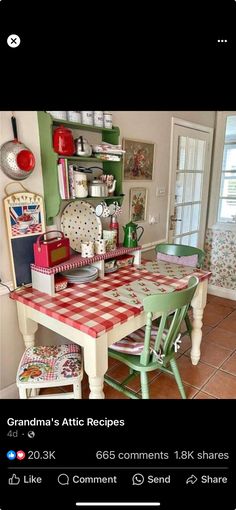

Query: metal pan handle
[11,116,18,140]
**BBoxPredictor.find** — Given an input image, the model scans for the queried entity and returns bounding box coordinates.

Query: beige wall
[0,111,54,395]
[0,110,216,396]
[112,111,216,247]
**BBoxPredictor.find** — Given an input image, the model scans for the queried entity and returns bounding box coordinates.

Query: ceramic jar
[74,172,88,198]
[81,111,93,125]
[81,241,94,258]
[103,111,112,128]
[67,111,81,122]
[94,239,106,254]
[93,111,104,127]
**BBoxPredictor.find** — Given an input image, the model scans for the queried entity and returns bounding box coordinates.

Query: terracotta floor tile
[193,391,217,399]
[205,327,236,350]
[107,362,159,391]
[202,371,236,399]
[184,340,232,368]
[143,373,198,399]
[178,335,191,353]
[177,355,216,389]
[203,302,233,317]
[202,311,226,327]
[219,316,236,333]
[207,294,236,309]
[221,352,236,376]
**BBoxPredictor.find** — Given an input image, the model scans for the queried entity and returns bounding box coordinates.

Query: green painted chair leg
[170,358,186,399]
[140,372,149,399]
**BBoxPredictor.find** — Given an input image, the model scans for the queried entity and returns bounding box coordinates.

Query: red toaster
[33,231,70,268]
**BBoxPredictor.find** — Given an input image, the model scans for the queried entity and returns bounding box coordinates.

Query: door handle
[170,214,181,222]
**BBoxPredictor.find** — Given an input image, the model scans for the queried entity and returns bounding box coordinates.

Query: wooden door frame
[167,117,214,247]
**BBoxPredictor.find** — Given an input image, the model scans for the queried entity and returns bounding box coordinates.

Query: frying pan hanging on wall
[0,116,36,180]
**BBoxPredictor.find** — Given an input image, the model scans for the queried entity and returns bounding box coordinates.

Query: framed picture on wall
[130,188,148,222]
[123,138,155,180]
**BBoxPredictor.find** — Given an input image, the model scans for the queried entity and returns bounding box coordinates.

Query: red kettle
[53,125,75,156]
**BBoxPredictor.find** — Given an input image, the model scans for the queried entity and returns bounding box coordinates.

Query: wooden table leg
[83,334,108,399]
[17,302,38,348]
[190,279,208,365]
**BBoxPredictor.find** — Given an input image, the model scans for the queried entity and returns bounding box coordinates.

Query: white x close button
[7,34,21,48]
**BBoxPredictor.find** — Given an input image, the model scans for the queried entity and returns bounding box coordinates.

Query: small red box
[33,231,70,268]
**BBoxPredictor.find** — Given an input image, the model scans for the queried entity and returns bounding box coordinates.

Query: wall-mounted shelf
[37,111,124,225]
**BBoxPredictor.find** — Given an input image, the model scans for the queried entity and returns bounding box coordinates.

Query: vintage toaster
[33,231,70,267]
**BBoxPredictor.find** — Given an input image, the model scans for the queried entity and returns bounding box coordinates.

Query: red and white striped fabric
[110,325,166,355]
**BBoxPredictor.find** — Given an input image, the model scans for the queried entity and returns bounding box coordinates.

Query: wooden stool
[16,344,83,399]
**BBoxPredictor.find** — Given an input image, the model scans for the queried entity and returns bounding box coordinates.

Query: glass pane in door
[173,134,206,246]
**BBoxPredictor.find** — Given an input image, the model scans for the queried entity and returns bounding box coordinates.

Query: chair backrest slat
[141,276,198,366]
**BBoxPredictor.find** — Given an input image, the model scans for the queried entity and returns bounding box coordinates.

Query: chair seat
[110,326,166,356]
[17,344,82,385]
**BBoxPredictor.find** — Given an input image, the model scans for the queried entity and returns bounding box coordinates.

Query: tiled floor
[41,294,236,399]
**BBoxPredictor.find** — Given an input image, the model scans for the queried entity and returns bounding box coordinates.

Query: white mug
[94,239,106,254]
[81,241,94,258]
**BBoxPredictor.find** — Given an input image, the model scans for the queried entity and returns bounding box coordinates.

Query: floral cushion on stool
[17,344,82,384]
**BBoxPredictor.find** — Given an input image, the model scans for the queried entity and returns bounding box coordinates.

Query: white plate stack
[61,266,98,283]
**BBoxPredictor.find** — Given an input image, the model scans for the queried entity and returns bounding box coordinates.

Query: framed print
[130,188,148,222]
[123,138,155,180]
[3,184,46,287]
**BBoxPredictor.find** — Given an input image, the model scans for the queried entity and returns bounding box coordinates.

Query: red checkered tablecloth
[11,265,211,339]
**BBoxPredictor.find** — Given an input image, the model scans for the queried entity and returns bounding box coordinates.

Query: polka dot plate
[61,201,102,252]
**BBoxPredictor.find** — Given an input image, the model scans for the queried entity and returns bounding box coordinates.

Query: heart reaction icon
[16,450,26,460]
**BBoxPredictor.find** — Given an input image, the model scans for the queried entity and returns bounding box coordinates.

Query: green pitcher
[123,221,144,248]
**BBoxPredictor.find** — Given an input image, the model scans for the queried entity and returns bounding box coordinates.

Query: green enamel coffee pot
[123,221,144,248]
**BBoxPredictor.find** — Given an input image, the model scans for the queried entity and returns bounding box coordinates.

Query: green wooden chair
[104,276,198,399]
[155,243,205,337]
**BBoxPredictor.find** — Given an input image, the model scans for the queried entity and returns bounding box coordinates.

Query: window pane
[177,136,186,170]
[220,174,236,197]
[225,116,236,142]
[191,203,200,231]
[181,205,191,232]
[186,138,196,170]
[218,198,236,222]
[196,140,205,170]
[193,173,203,201]
[190,233,198,247]
[175,173,184,204]
[222,146,236,171]
[181,234,190,245]
[184,173,194,202]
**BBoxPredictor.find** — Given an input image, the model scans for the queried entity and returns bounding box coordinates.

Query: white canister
[47,111,67,120]
[81,111,93,125]
[67,111,81,123]
[94,239,106,254]
[74,172,88,198]
[103,111,113,129]
[81,241,94,258]
[93,111,104,127]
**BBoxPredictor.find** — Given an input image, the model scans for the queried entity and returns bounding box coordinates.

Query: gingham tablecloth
[11,264,211,339]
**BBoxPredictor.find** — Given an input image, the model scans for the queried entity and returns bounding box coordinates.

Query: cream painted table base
[190,279,208,365]
[16,278,207,398]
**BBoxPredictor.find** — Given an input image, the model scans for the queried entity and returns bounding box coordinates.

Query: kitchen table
[11,262,211,399]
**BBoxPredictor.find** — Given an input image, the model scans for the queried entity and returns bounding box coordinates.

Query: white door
[168,122,213,248]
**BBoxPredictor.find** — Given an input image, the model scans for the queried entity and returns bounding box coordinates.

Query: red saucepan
[0,116,36,180]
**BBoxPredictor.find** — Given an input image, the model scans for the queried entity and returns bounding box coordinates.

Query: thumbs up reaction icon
[8,474,20,485]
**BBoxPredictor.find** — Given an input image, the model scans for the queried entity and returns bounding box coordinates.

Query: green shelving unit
[37,111,124,225]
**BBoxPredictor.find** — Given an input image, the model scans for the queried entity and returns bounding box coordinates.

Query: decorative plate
[61,201,102,252]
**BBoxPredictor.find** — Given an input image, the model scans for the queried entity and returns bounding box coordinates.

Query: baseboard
[208,284,236,301]
[0,383,19,399]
